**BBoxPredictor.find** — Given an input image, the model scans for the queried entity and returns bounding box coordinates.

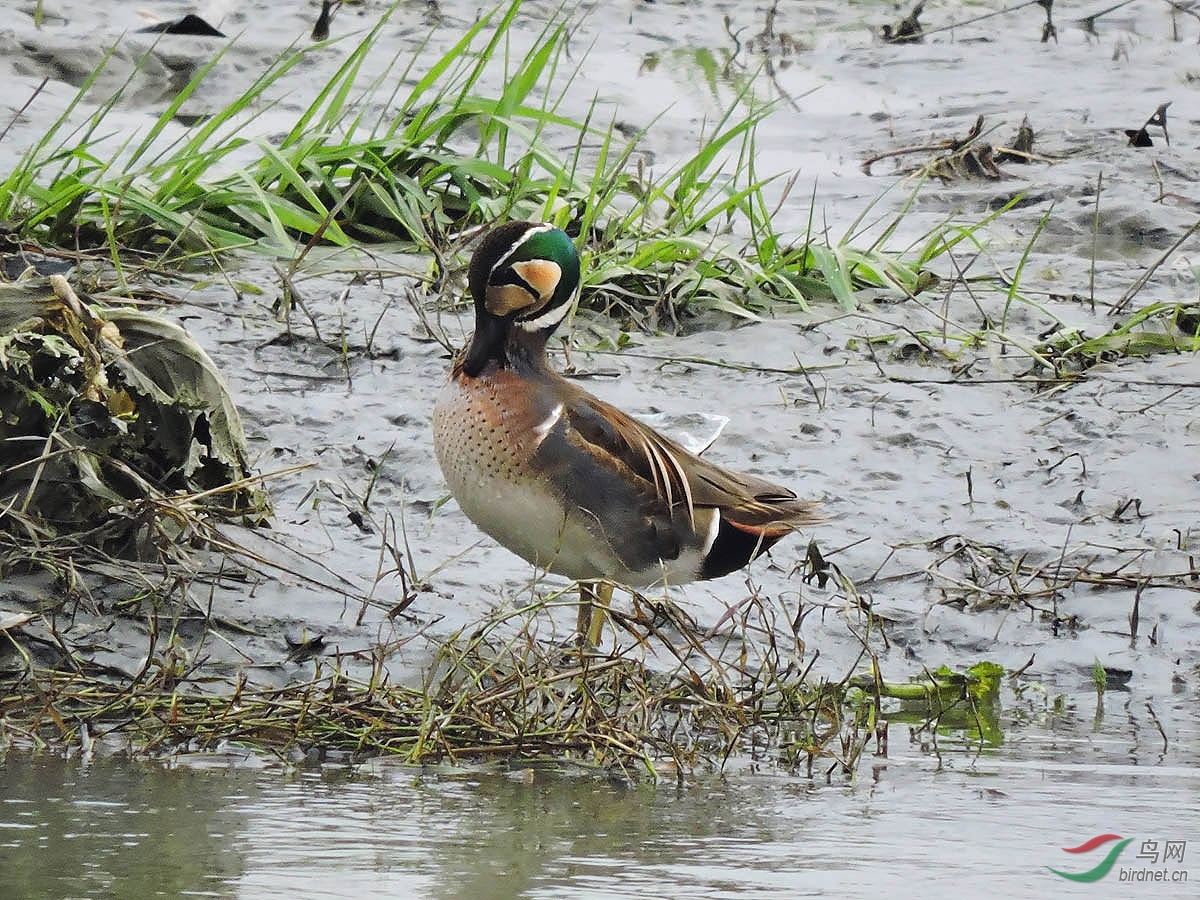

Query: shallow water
[3,739,1197,900]
[3,0,1200,894]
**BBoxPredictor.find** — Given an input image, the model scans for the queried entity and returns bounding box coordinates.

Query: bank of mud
[1,1,1197,771]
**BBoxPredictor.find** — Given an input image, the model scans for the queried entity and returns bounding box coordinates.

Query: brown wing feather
[559,380,822,532]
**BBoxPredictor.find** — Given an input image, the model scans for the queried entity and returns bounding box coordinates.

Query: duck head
[462,222,581,377]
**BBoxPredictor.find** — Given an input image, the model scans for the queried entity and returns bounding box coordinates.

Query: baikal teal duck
[432,221,821,642]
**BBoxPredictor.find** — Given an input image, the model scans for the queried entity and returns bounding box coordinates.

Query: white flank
[698,508,721,557]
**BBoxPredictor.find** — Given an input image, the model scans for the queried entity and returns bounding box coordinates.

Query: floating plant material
[0,276,266,555]
[850,661,1005,745]
[852,660,1002,704]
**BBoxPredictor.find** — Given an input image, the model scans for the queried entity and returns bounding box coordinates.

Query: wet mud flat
[0,0,1198,777]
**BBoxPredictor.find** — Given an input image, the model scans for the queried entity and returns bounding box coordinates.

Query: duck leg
[577,580,614,647]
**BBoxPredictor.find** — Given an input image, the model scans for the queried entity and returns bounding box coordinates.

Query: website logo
[1048,834,1188,883]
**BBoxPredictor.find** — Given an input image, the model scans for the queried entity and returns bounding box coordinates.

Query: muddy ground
[2,0,1198,767]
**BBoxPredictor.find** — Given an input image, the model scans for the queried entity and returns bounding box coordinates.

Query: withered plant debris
[864,115,1047,181]
[920,534,1200,620]
[996,116,1037,163]
[892,0,1059,46]
[733,1,802,57]
[0,275,267,559]
[1125,101,1171,148]
[0,577,891,779]
[881,3,924,43]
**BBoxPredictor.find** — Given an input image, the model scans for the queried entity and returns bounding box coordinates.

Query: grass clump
[1034,302,1200,376]
[0,0,948,322]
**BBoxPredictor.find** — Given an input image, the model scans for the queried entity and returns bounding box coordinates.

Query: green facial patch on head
[503,226,580,313]
[470,223,580,315]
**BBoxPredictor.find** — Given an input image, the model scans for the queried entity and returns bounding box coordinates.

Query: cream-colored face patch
[485,283,537,316]
[511,259,562,302]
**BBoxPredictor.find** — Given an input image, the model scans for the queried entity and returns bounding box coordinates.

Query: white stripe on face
[488,223,555,279]
[516,294,574,332]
